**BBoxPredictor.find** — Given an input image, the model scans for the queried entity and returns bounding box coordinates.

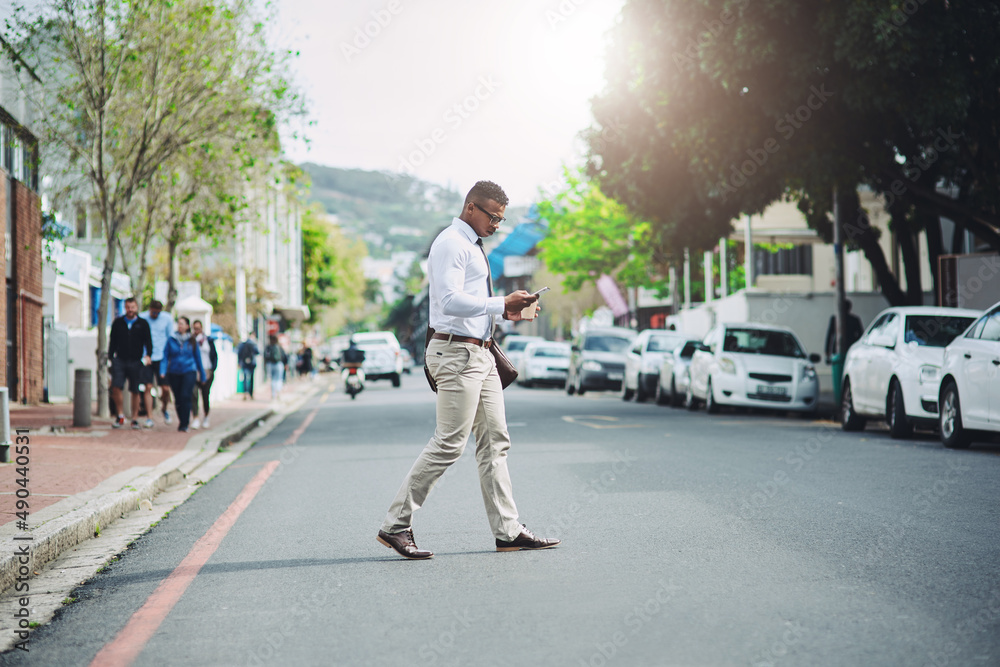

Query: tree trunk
[840,190,907,306]
[923,212,944,306]
[96,221,119,418]
[166,237,178,311]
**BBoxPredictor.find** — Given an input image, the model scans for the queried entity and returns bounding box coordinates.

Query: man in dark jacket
[236,334,259,400]
[109,297,154,429]
[825,299,865,363]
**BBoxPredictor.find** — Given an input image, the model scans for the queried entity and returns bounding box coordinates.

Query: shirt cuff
[486,296,506,316]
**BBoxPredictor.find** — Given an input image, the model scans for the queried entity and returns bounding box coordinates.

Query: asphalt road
[3,373,999,666]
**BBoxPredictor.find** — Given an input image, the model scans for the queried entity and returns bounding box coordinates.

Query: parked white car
[352,331,404,386]
[500,335,545,374]
[516,341,571,388]
[937,300,1000,448]
[622,330,688,402]
[655,339,700,407]
[688,323,821,415]
[840,306,981,437]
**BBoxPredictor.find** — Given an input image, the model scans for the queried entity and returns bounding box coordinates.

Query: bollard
[74,369,92,427]
[0,387,10,463]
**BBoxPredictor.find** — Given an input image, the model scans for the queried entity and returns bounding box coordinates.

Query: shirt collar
[451,217,481,245]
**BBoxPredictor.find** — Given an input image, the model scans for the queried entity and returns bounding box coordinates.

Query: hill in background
[300,163,463,259]
[300,163,531,259]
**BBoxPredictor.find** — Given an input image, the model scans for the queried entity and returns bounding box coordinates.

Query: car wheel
[654,378,667,405]
[705,378,719,414]
[391,373,401,388]
[670,378,684,408]
[621,377,635,401]
[686,383,699,411]
[840,379,866,432]
[887,380,913,439]
[939,382,971,449]
[635,375,649,403]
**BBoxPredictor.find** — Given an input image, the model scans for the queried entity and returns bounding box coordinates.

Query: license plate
[608,373,623,381]
[757,384,787,395]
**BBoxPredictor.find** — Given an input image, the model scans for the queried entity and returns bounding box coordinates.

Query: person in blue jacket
[160,316,206,432]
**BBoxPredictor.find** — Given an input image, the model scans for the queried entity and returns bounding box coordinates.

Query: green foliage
[589,0,1000,305]
[300,203,366,321]
[536,169,667,294]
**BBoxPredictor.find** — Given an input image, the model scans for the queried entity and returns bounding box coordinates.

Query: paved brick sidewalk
[0,380,315,528]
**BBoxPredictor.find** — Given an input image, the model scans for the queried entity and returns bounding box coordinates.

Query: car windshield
[679,342,698,358]
[722,328,804,358]
[505,339,535,352]
[531,346,569,358]
[647,336,683,352]
[903,315,977,347]
[584,335,633,352]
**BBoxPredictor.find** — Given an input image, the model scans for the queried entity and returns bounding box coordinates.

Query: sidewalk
[0,375,323,596]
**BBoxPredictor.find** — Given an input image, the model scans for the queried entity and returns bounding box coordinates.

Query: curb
[0,386,321,597]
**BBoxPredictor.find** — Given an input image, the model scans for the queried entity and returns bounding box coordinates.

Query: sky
[272,0,627,206]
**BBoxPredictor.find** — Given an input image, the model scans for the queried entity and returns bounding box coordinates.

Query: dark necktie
[476,238,494,337]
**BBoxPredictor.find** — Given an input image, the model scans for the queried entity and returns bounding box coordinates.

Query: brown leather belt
[431,332,493,349]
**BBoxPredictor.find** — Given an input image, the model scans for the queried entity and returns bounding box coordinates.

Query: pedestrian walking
[237,333,259,400]
[298,344,316,380]
[108,297,154,430]
[190,320,218,430]
[141,300,176,424]
[825,299,865,363]
[377,180,559,560]
[160,316,206,432]
[264,335,285,401]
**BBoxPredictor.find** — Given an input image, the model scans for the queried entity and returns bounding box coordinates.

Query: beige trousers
[381,339,521,540]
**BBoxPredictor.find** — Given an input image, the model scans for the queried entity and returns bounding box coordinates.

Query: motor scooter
[342,362,365,399]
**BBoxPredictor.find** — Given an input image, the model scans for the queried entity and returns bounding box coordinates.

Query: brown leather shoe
[377,528,433,559]
[496,525,560,552]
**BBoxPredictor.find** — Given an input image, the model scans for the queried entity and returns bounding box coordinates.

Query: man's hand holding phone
[520,287,548,320]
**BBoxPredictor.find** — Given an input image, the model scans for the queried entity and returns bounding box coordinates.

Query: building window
[753,244,813,276]
[76,203,88,239]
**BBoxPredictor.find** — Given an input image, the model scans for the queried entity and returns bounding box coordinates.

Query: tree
[587,0,1000,306]
[535,169,668,296]
[300,202,367,324]
[7,0,298,415]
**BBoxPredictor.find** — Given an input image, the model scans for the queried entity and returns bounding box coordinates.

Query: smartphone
[531,287,550,296]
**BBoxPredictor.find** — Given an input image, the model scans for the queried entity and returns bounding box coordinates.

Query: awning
[487,221,547,278]
[274,304,311,323]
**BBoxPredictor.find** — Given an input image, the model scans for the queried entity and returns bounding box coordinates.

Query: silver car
[621,330,689,402]
[655,339,700,407]
[516,341,571,388]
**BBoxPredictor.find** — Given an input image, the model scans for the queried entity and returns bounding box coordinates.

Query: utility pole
[832,186,848,407]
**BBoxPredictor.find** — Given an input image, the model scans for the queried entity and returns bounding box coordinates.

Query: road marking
[561,415,646,429]
[319,392,329,404]
[89,459,281,667]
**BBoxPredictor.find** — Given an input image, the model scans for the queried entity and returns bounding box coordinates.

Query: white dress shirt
[428,218,506,340]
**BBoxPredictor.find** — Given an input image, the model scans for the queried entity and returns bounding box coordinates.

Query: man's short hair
[149,300,163,310]
[124,297,137,305]
[465,180,508,207]
[844,299,853,311]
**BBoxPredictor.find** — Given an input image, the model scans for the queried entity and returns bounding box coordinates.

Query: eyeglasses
[472,202,506,226]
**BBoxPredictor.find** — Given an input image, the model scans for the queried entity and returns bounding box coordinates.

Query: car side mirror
[571,345,579,352]
[697,342,711,353]
[809,353,821,363]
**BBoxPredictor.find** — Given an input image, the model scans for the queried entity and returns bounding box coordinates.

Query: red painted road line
[252,407,320,451]
[89,459,280,667]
